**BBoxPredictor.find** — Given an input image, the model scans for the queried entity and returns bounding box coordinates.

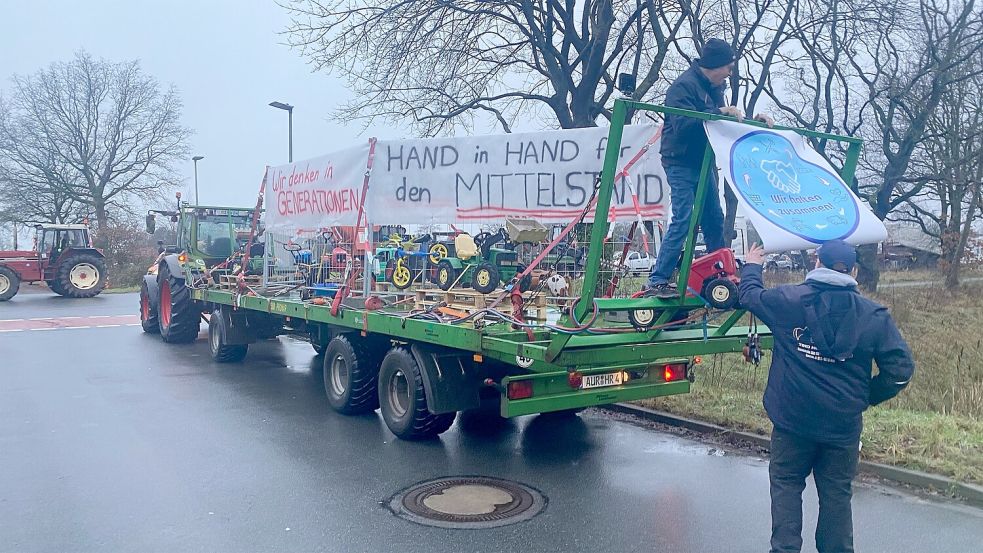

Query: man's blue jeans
[648,163,726,285]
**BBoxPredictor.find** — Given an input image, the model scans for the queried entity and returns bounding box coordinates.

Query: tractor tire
[471,263,500,294]
[0,266,20,301]
[435,260,457,291]
[378,346,456,440]
[139,279,159,333]
[702,278,739,310]
[55,253,106,298]
[157,262,200,343]
[323,334,384,414]
[208,309,248,362]
[46,279,66,295]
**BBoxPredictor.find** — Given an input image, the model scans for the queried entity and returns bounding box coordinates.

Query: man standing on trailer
[740,240,915,553]
[645,38,772,297]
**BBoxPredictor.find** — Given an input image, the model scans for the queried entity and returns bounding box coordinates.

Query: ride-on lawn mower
[434,227,532,294]
[627,247,741,328]
[0,223,107,301]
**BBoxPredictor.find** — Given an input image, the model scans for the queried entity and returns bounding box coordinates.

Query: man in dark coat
[646,38,773,297]
[740,240,915,553]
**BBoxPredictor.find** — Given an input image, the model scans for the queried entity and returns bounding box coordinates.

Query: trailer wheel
[139,279,159,333]
[55,253,106,298]
[0,266,20,301]
[702,278,739,310]
[378,347,456,440]
[472,263,500,294]
[322,334,382,414]
[208,309,248,362]
[157,262,200,343]
[435,260,457,291]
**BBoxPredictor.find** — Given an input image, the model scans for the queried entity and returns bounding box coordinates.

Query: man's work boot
[642,282,678,299]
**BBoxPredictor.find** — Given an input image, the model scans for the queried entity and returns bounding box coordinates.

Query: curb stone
[602,403,983,508]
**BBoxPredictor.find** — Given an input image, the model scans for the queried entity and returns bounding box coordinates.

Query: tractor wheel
[435,260,457,291]
[390,259,413,290]
[472,263,500,294]
[702,278,739,310]
[323,334,384,414]
[428,243,448,265]
[139,279,159,333]
[46,279,66,295]
[208,309,248,362]
[55,253,106,298]
[157,262,200,343]
[378,347,456,440]
[0,266,20,302]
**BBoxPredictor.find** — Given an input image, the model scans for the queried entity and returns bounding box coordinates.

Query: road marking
[0,315,140,333]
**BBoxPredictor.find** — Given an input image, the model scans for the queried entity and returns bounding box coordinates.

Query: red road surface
[0,315,140,332]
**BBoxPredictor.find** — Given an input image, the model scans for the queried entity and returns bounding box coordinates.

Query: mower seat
[454,234,479,260]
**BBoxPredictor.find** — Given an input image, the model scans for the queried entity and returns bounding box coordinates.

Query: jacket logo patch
[792,326,837,364]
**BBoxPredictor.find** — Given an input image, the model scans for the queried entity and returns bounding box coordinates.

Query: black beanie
[698,39,736,69]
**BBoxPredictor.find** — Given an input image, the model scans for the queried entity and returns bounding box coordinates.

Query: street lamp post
[192,155,204,204]
[268,101,294,162]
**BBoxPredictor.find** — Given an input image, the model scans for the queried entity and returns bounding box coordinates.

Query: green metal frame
[185,100,863,417]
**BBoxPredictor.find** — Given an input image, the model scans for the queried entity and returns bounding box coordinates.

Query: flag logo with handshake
[706,121,886,251]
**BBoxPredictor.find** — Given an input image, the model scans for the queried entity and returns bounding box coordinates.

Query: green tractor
[139,194,261,343]
[433,228,531,294]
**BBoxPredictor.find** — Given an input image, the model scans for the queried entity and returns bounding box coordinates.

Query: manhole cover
[386,476,547,529]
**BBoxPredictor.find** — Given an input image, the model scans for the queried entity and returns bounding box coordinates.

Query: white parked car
[624,250,656,274]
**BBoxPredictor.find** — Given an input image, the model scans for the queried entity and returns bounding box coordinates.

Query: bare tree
[281,0,696,134]
[0,51,191,243]
[843,0,983,290]
[895,61,983,288]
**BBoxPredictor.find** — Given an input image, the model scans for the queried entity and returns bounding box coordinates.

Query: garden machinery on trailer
[0,223,106,301]
[135,101,866,441]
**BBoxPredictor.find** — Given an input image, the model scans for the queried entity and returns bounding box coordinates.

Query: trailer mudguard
[410,343,481,414]
[142,274,160,311]
[217,306,255,345]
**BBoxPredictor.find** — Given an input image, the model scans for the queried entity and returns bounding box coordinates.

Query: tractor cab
[146,202,257,269]
[36,225,94,276]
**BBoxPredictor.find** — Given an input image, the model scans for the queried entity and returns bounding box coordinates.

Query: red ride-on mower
[687,248,741,310]
[628,248,741,328]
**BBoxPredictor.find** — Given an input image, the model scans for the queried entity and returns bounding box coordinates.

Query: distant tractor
[0,223,107,301]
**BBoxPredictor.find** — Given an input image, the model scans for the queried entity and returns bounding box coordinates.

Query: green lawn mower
[434,225,539,294]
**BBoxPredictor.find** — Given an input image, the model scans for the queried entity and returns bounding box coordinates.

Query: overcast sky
[0,0,410,208]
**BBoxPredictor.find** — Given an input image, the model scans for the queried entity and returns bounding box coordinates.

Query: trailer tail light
[177,252,188,264]
[567,371,583,389]
[662,363,687,382]
[507,380,534,400]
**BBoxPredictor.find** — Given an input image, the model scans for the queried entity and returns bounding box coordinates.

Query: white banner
[370,124,667,224]
[264,126,669,233]
[265,143,370,232]
[705,121,886,252]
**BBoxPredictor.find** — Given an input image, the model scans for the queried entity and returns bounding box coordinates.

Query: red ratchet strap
[332,138,378,316]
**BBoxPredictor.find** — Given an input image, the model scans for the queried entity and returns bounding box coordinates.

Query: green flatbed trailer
[146,101,864,440]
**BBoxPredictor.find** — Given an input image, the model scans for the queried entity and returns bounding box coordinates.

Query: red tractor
[0,223,107,301]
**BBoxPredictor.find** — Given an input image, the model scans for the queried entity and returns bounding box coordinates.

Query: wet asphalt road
[2,290,981,553]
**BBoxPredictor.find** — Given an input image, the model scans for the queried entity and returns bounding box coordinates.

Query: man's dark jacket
[739,264,915,447]
[660,63,726,167]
